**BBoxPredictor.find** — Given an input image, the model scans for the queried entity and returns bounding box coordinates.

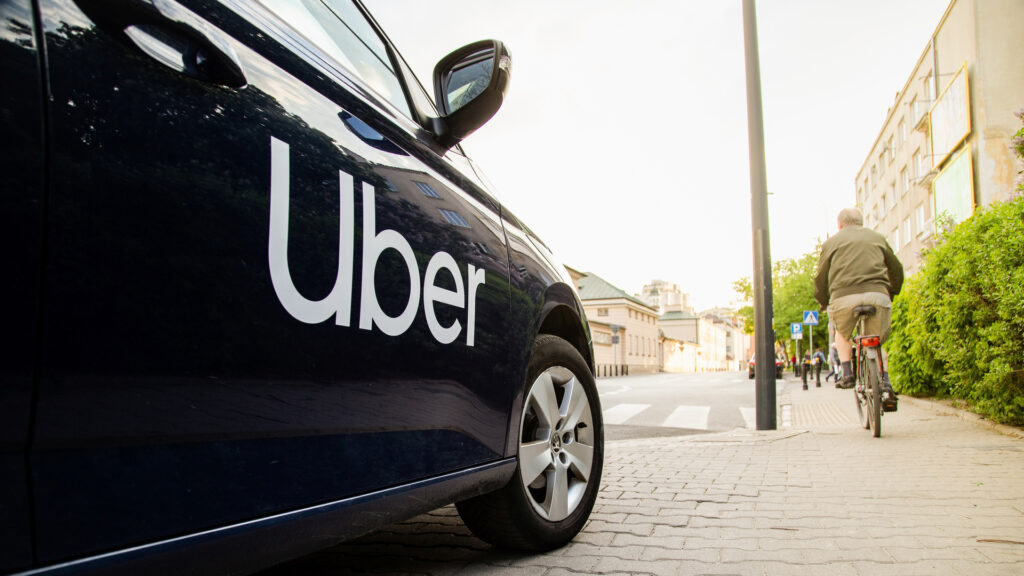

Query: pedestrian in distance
[814,207,904,412]
[812,347,827,387]
[824,345,841,382]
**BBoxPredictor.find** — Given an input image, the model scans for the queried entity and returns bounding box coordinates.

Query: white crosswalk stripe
[740,407,756,429]
[662,405,710,430]
[602,403,757,430]
[602,403,649,425]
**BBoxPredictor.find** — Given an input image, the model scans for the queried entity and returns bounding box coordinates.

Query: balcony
[913,100,931,133]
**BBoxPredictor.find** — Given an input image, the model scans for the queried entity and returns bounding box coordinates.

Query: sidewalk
[263,377,1024,575]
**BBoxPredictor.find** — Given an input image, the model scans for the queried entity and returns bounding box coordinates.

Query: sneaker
[881,379,898,412]
[836,374,856,389]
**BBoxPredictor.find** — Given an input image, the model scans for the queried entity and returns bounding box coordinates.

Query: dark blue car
[0,1,603,573]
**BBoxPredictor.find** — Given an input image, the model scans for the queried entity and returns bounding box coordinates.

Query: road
[598,371,783,440]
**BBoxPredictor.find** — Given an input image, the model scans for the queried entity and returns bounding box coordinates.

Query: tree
[732,278,754,335]
[1013,109,1024,196]
[734,244,829,359]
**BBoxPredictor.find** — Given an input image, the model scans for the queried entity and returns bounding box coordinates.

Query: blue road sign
[803,310,819,325]
[790,323,803,339]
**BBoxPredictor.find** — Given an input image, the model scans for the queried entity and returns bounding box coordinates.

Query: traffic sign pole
[802,310,819,365]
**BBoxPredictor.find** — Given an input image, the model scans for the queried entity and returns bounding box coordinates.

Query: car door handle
[78,0,247,88]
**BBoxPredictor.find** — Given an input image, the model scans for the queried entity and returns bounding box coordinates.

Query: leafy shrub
[889,197,1024,424]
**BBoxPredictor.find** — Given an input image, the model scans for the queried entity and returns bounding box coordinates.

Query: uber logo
[268,137,485,346]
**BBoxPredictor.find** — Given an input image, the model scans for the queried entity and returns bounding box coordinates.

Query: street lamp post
[743,0,777,430]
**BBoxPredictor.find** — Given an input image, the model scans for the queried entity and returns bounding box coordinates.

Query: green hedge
[888,196,1024,425]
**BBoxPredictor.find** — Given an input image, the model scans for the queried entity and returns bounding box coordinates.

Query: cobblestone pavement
[262,378,1024,575]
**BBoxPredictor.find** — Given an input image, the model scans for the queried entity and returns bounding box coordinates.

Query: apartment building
[855,0,1024,276]
[639,279,692,315]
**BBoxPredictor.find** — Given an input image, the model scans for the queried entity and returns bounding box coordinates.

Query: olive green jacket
[814,225,904,308]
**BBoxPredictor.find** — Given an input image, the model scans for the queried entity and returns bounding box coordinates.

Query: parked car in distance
[748,354,784,379]
[0,0,603,574]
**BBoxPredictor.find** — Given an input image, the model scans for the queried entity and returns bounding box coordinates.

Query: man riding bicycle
[814,208,903,410]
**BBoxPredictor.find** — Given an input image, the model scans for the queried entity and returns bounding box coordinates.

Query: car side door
[0,0,45,572]
[32,0,511,564]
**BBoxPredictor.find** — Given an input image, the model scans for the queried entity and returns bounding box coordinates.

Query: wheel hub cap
[519,366,596,522]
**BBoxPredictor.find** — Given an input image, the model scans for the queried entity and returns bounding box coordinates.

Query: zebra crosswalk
[601,402,757,431]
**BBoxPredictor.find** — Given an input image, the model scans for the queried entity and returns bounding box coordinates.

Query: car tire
[457,334,603,551]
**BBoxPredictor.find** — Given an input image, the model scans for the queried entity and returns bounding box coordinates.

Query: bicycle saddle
[853,305,877,317]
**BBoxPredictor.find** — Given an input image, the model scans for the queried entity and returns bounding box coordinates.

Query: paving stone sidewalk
[263,379,1024,575]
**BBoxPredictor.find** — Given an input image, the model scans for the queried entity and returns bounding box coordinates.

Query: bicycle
[852,305,884,437]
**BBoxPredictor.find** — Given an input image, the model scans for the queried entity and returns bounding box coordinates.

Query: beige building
[659,310,731,372]
[576,273,661,376]
[660,336,700,374]
[855,0,1024,276]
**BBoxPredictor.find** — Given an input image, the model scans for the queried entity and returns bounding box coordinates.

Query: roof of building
[577,273,657,311]
[660,310,699,321]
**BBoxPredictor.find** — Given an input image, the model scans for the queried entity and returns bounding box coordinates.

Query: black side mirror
[431,40,511,148]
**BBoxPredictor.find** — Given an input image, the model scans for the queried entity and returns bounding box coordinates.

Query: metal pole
[809,324,813,365]
[743,0,776,430]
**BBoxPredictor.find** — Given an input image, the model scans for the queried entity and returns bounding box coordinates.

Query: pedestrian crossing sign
[803,310,819,325]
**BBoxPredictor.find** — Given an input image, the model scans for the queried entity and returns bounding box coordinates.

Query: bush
[888,197,1024,425]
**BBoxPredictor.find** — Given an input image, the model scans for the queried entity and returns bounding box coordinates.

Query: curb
[901,395,1024,440]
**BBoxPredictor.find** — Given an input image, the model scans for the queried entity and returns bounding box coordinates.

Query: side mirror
[431,40,511,148]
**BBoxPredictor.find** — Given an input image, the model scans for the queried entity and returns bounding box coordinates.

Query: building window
[879,152,886,174]
[916,202,932,237]
[902,217,912,247]
[889,184,897,209]
[901,168,909,197]
[891,228,900,249]
[879,195,887,217]
[898,118,906,148]
[887,136,895,163]
[439,209,470,228]
[414,181,441,198]
[384,179,398,192]
[473,241,493,256]
[912,149,921,178]
[870,165,877,189]
[924,71,934,102]
[597,308,608,317]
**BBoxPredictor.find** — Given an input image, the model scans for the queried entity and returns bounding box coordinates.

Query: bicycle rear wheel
[864,352,882,437]
[855,351,870,429]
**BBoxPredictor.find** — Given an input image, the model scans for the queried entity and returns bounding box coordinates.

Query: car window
[259,0,411,117]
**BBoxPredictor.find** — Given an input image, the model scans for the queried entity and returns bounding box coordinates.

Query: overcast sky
[365,0,950,310]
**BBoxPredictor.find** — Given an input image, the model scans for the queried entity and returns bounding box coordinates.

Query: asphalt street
[598,372,767,440]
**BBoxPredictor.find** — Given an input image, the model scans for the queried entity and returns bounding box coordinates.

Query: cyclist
[814,208,903,410]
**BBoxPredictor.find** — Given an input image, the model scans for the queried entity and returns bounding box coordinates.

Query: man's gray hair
[838,208,863,227]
